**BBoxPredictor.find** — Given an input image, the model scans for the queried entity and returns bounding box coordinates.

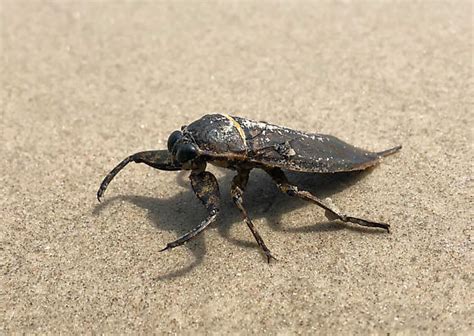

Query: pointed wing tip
[377,145,402,158]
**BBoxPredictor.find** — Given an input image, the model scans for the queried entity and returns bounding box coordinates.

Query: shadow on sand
[93,168,386,280]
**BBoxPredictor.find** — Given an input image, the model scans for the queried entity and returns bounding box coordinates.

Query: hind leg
[265,168,390,232]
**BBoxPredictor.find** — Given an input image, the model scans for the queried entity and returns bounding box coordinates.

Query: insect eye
[176,143,198,163]
[167,130,182,152]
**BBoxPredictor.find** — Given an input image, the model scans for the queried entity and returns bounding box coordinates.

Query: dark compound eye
[176,143,198,163]
[167,130,182,152]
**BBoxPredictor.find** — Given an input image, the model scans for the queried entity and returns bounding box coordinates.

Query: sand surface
[1,1,472,334]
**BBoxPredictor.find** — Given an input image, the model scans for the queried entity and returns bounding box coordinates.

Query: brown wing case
[234,116,396,173]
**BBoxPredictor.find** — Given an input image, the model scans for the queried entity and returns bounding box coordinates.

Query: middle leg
[231,169,276,262]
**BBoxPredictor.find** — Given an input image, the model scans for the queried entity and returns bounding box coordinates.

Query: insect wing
[234,117,381,173]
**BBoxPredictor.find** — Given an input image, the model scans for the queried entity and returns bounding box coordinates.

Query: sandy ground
[1,1,472,334]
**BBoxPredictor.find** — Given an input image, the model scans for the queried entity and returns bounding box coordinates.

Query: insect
[97,114,401,262]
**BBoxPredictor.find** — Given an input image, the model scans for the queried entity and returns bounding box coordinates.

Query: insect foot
[343,216,390,233]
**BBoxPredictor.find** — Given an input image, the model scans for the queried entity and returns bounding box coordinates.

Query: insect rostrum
[97,114,401,262]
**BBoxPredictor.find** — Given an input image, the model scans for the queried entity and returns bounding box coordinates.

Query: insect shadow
[94,168,380,280]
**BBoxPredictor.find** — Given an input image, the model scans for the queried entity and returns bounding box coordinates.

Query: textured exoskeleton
[98,114,401,262]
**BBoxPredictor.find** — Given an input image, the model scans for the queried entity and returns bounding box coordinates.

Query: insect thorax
[185,114,247,155]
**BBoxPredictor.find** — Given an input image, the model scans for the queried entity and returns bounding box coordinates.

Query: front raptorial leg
[97,150,182,201]
[265,168,390,232]
[231,169,276,263]
[160,170,220,252]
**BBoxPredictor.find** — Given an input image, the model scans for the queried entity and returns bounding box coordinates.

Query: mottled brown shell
[235,116,401,173]
[185,114,399,173]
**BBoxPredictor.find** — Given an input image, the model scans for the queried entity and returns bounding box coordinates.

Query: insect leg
[265,168,390,232]
[231,169,276,263]
[160,170,220,251]
[97,150,182,201]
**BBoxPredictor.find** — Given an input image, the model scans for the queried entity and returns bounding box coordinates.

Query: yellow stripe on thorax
[222,114,247,145]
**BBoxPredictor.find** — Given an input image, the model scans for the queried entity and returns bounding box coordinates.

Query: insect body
[97,114,401,262]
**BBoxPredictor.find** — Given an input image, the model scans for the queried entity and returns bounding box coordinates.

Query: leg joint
[208,208,219,216]
[278,183,298,196]
[231,185,244,204]
[232,195,240,204]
